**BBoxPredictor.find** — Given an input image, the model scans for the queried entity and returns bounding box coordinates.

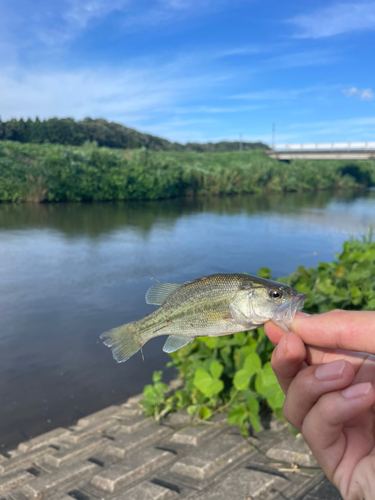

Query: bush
[0,141,375,202]
[141,233,375,433]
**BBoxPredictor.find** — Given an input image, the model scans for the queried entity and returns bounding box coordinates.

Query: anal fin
[162,335,194,353]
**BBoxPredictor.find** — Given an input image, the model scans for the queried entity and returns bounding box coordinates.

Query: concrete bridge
[266,142,375,160]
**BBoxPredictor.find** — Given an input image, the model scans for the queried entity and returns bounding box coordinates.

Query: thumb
[291,310,375,354]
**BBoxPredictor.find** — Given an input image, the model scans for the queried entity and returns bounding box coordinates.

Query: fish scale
[100,273,306,363]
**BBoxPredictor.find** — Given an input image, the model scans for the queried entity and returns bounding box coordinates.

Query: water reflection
[1,190,371,237]
[0,190,374,451]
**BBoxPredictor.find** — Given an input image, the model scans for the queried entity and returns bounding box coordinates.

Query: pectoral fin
[145,283,183,305]
[162,335,194,353]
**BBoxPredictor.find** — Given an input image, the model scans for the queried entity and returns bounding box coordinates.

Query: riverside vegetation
[0,140,374,203]
[141,234,375,433]
[0,117,267,152]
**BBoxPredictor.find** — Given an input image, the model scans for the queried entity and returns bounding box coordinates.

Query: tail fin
[100,322,142,363]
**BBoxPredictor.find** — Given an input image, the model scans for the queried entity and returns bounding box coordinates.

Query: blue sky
[1,0,375,145]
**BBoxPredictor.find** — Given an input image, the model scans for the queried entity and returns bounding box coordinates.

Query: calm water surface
[1,190,375,450]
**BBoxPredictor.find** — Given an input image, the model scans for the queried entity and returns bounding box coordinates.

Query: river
[0,190,374,450]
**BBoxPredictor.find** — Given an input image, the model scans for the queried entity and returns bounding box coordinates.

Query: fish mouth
[272,293,307,332]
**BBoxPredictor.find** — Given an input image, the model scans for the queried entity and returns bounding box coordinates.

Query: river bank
[1,141,374,202]
[1,190,374,451]
[0,391,342,499]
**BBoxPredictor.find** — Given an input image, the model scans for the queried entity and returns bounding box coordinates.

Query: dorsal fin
[163,335,194,353]
[145,283,183,305]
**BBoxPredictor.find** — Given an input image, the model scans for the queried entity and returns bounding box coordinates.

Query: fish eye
[269,288,283,300]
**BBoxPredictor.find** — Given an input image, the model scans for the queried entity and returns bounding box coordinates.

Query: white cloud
[216,45,267,57]
[343,87,359,97]
[281,116,375,142]
[229,85,339,102]
[289,2,375,39]
[266,50,337,69]
[170,104,265,114]
[360,88,374,100]
[0,0,223,49]
[0,63,217,125]
[120,0,221,32]
[343,87,374,100]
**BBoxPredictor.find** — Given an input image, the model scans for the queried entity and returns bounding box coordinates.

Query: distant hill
[0,117,269,152]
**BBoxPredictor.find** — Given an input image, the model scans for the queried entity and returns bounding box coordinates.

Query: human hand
[264,311,375,500]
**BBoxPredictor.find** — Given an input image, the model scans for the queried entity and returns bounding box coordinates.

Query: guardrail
[272,142,375,151]
[266,142,375,160]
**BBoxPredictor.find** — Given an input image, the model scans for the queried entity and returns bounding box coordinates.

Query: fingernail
[295,312,311,318]
[315,360,345,381]
[275,335,288,359]
[342,382,372,399]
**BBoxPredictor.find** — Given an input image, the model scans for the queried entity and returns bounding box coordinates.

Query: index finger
[291,309,375,354]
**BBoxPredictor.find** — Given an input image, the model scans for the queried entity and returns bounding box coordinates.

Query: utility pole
[272,123,275,150]
[239,133,243,151]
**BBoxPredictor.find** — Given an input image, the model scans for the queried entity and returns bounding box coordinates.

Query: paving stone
[124,395,143,405]
[6,451,22,459]
[43,438,109,467]
[0,447,57,474]
[193,467,288,499]
[266,434,319,468]
[3,486,34,500]
[3,397,338,500]
[0,471,34,494]
[91,448,175,492]
[164,411,191,426]
[302,477,343,500]
[4,487,30,500]
[105,424,172,458]
[168,425,221,447]
[170,432,251,481]
[77,406,122,427]
[113,407,141,417]
[116,415,153,434]
[114,481,178,500]
[61,420,121,444]
[18,429,71,453]
[22,461,99,498]
[43,493,73,500]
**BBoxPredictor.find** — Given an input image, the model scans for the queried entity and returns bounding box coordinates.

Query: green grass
[0,141,374,202]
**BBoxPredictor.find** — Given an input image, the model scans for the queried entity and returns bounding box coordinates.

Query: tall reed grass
[0,141,374,202]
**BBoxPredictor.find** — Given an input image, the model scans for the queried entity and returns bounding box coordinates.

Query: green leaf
[247,395,259,414]
[255,362,280,398]
[193,369,224,397]
[199,406,212,420]
[249,412,262,433]
[210,360,223,379]
[153,382,168,396]
[267,389,285,410]
[198,336,218,349]
[233,369,252,391]
[243,353,262,374]
[142,384,154,397]
[227,407,247,425]
[187,405,199,416]
[152,370,163,383]
[240,340,257,356]
[258,267,271,279]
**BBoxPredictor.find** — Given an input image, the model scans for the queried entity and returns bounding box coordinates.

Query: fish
[100,273,307,363]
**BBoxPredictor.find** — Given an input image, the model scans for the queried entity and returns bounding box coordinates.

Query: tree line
[0,117,268,152]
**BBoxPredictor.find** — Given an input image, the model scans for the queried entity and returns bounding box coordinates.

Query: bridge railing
[272,142,375,151]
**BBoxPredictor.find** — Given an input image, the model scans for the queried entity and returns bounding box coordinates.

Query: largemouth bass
[101,273,306,363]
